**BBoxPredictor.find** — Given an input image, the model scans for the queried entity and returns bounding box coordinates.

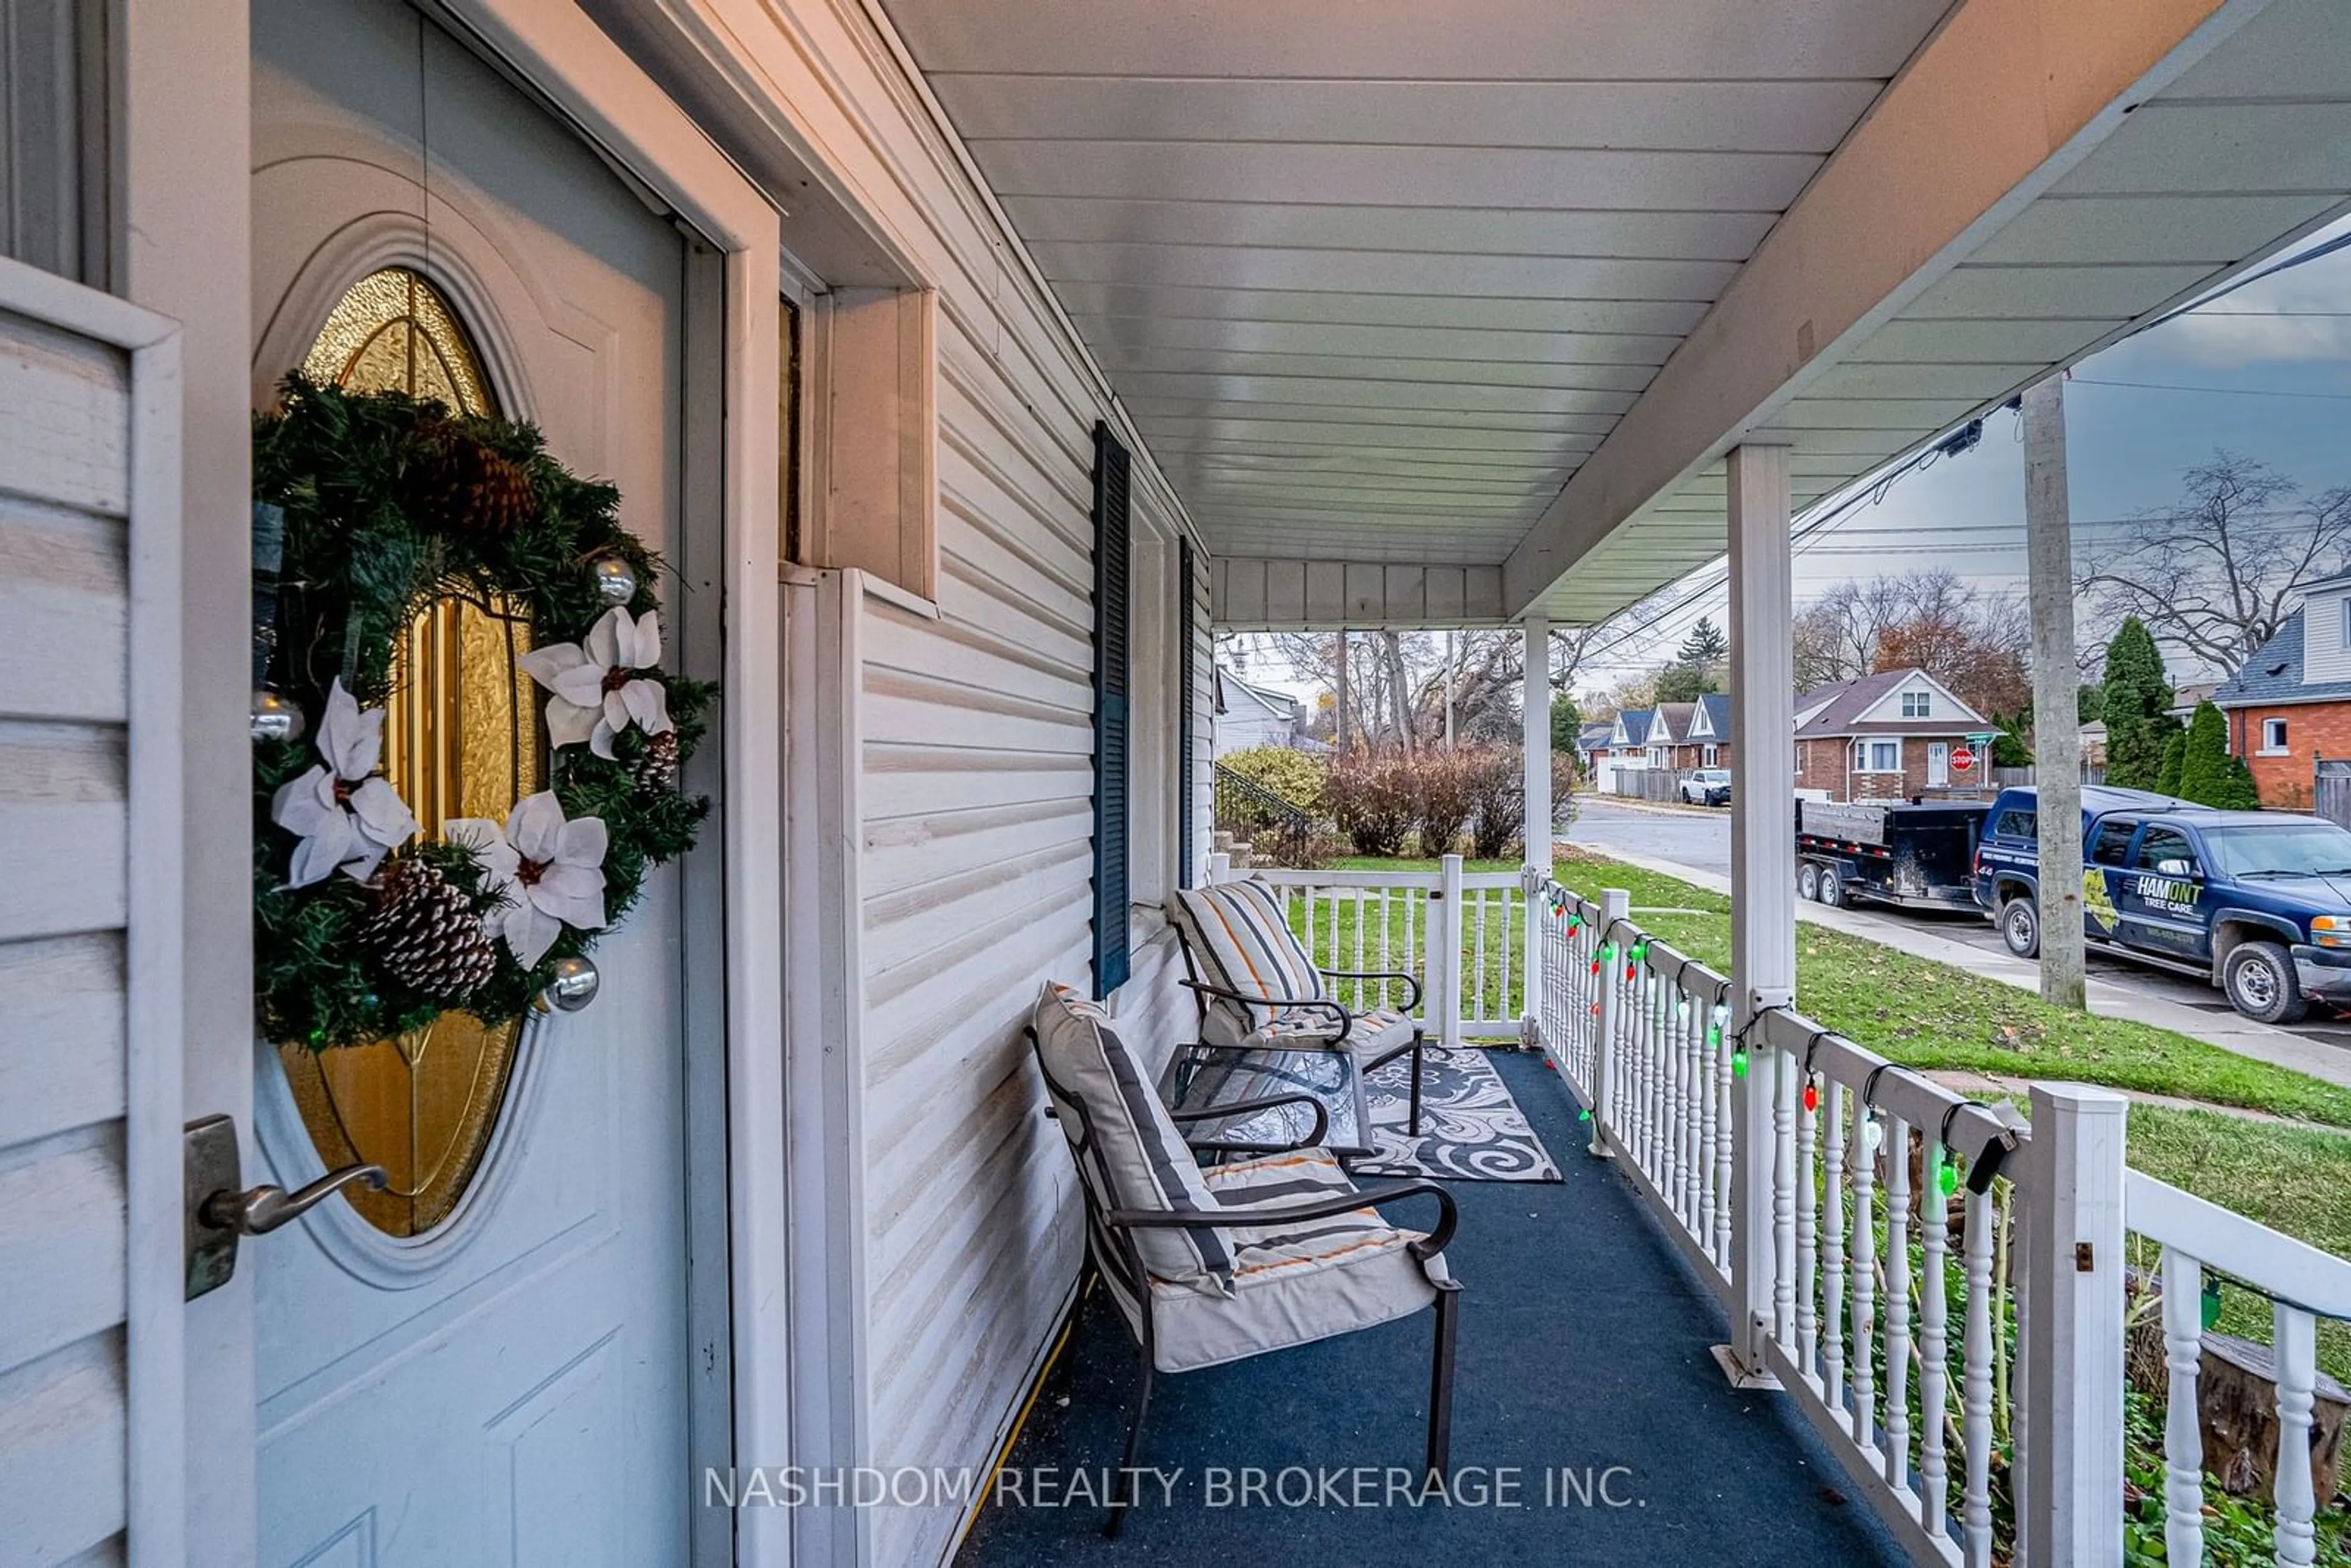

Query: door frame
[117,1,785,1560]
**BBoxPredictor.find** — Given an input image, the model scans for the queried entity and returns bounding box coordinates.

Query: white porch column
[2016,1083,2128,1567]
[1522,614,1551,1033]
[1726,443,1796,1379]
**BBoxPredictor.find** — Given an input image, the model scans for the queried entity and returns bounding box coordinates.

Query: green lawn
[1328,849,2351,1263]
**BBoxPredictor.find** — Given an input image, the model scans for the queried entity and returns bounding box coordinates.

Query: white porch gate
[1213,857,1531,1043]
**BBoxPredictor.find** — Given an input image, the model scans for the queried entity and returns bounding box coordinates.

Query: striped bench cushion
[1256,1003,1414,1058]
[1144,1149,1445,1373]
[1169,880,1325,1048]
[1031,981,1233,1289]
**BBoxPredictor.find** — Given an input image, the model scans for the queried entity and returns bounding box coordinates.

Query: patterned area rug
[1354,1047,1561,1182]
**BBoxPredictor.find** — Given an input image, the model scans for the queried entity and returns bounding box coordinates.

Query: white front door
[248,4,700,1562]
[1929,742,1951,788]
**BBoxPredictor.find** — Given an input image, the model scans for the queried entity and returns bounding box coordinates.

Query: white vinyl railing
[2126,1172,2351,1567]
[1534,876,2351,1567]
[1210,853,1528,1042]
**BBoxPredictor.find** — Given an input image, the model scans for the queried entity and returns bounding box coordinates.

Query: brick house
[1794,668,1992,801]
[1670,692,1734,773]
[2212,588,2351,811]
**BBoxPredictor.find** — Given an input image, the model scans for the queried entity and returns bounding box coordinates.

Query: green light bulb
[1731,1049,1749,1078]
[1937,1158,1960,1196]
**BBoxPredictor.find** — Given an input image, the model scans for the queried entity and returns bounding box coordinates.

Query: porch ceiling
[879,0,2351,626]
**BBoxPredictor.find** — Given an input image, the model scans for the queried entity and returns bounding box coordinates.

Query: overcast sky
[1229,213,2351,703]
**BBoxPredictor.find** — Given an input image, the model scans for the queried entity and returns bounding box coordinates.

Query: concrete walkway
[1565,839,2351,1093]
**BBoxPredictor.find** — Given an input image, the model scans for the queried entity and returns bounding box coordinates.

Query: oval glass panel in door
[277,265,542,1236]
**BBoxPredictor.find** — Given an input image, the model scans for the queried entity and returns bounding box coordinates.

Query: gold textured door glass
[279,265,542,1236]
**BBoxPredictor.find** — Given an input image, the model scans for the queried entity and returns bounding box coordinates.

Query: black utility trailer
[1796,799,1988,911]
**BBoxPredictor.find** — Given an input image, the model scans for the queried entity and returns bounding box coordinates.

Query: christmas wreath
[252,375,714,1048]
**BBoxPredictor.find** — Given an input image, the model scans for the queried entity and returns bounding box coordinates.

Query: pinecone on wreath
[407,418,538,536]
[362,858,500,1002]
[633,729,680,792]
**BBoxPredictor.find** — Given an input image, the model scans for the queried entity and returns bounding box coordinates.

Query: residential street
[1565,793,2351,1059]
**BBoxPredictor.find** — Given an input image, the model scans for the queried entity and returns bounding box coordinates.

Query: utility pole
[2023,375,2085,1010]
[1334,628,1351,752]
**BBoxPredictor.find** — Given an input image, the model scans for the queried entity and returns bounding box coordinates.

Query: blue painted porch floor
[956,1049,1905,1566]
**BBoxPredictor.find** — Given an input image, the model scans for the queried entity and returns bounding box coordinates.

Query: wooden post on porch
[1522,613,1551,1035]
[1726,442,1796,1381]
[2024,375,2087,1010]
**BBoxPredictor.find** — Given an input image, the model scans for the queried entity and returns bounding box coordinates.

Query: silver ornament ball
[250,689,306,745]
[591,557,639,606]
[535,955,601,1014]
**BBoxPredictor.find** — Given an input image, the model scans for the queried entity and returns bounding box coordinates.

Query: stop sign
[1951,746,1976,771]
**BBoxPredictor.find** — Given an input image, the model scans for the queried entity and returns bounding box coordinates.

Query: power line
[2071,377,2351,402]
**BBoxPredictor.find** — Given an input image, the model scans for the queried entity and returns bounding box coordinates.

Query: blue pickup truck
[1973,784,2351,1024]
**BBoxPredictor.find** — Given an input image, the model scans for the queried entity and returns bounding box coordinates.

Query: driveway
[1564,792,2351,1060]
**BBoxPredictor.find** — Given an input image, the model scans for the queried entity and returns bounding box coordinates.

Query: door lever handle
[201,1163,388,1236]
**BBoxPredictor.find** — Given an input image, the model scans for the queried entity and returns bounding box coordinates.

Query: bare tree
[2076,450,2351,675]
[1790,569,2030,715]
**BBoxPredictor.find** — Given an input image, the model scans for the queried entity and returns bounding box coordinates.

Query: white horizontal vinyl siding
[749,14,1200,1564]
[2304,595,2351,686]
[858,333,1194,1568]
[0,310,133,1564]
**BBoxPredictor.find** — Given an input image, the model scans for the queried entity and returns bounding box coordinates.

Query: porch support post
[2016,1083,2128,1567]
[1522,613,1551,1035]
[1726,442,1796,1380]
[2023,375,2087,1010]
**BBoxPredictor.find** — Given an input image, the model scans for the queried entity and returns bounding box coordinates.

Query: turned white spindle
[1772,1048,1798,1346]
[1882,1116,1912,1490]
[1713,1012,1736,1265]
[1649,975,1671,1202]
[1676,988,1700,1232]
[1795,1069,1820,1377]
[1687,994,1703,1226]
[1625,966,1646,1168]
[1960,1186,1995,1568]
[1644,973,1663,1177]
[2159,1249,2204,1567]
[1699,1006,1722,1259]
[1850,1106,1880,1450]
[1917,1136,1952,1536]
[2276,1302,2319,1566]
[1823,1084,1849,1410]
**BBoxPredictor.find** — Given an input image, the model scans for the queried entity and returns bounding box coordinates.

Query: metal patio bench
[1028,981,1461,1538]
[1166,879,1428,1139]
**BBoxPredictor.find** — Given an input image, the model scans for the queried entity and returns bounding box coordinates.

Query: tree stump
[2126,1283,2349,1504]
[2197,1332,2347,1504]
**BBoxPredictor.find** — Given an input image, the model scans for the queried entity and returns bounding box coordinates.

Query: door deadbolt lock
[184,1114,387,1300]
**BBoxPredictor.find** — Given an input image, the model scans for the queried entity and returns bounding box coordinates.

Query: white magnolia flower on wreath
[446,791,608,970]
[518,606,673,760]
[269,679,420,887]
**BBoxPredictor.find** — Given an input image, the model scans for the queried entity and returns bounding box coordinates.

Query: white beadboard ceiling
[879,0,2351,626]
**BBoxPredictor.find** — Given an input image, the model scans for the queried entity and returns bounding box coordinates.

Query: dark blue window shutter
[1177,535,1196,890]
[1092,422,1132,997]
